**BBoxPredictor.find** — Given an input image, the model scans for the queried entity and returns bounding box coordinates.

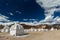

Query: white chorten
[10,23,24,36]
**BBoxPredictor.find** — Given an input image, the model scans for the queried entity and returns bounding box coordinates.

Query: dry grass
[0,30,60,40]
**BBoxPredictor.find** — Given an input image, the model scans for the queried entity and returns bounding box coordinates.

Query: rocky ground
[0,30,60,40]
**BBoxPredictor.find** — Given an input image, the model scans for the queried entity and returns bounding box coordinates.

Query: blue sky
[0,0,60,24]
[0,0,45,22]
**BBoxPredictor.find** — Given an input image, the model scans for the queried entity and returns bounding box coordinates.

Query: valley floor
[0,30,60,40]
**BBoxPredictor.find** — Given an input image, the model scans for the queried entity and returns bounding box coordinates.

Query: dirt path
[0,30,60,40]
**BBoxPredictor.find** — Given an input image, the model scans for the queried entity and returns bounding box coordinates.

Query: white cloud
[36,0,60,24]
[9,12,14,16]
[33,21,38,24]
[36,0,60,9]
[0,14,10,22]
[16,11,21,14]
[23,19,38,21]
[29,19,38,21]
[20,22,38,26]
[23,19,28,21]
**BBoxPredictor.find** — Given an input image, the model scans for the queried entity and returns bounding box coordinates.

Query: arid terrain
[0,30,60,40]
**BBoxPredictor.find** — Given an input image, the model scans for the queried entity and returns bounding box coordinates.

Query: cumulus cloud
[36,0,60,9]
[36,0,60,24]
[0,14,10,22]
